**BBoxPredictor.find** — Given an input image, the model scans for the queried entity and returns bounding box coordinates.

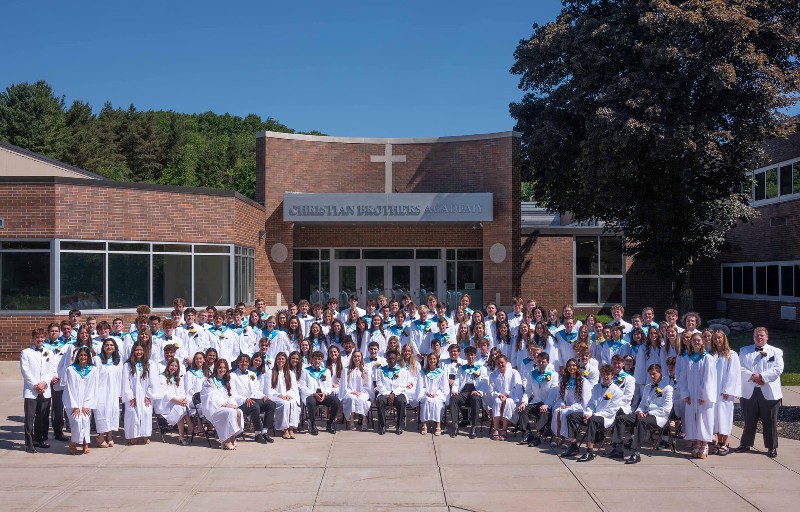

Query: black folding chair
[188,392,214,447]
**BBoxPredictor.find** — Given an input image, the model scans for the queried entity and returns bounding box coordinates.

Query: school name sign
[283,193,493,222]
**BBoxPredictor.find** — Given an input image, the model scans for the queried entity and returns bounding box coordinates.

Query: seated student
[551,358,590,447]
[201,358,244,450]
[609,363,673,464]
[374,349,411,435]
[267,352,300,439]
[563,364,625,461]
[340,350,373,432]
[230,354,275,443]
[300,351,341,435]
[157,357,191,446]
[64,346,97,455]
[158,344,186,377]
[184,352,207,431]
[449,346,487,438]
[597,326,628,366]
[440,344,465,382]
[611,354,636,414]
[520,351,559,446]
[417,353,449,436]
[489,354,524,441]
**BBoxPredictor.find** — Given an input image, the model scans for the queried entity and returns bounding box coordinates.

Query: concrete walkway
[2,377,799,511]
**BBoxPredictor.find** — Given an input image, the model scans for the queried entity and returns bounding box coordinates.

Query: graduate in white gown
[400,344,419,406]
[678,333,717,458]
[489,354,524,441]
[122,342,162,444]
[267,352,300,438]
[92,338,123,448]
[340,350,373,431]
[157,358,191,445]
[551,358,590,444]
[417,353,450,436]
[710,330,741,455]
[64,346,97,455]
[201,358,244,450]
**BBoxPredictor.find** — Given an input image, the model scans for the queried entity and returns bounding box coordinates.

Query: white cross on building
[370,143,406,194]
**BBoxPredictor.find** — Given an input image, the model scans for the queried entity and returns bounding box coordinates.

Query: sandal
[69,443,79,455]
[434,427,442,436]
[492,429,500,441]
[421,424,428,435]
[282,430,292,439]
[718,445,730,456]
[499,429,507,441]
[361,422,368,432]
[709,443,720,455]
[289,432,296,439]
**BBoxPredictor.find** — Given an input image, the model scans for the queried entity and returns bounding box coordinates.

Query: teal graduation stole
[532,369,553,384]
[688,351,706,363]
[424,368,443,380]
[306,366,325,380]
[382,365,401,379]
[71,363,93,377]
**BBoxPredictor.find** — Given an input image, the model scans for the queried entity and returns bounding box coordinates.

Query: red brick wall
[258,134,519,306]
[696,197,800,331]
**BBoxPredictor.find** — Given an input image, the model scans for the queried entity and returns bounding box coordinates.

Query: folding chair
[153,413,170,443]
[188,392,215,447]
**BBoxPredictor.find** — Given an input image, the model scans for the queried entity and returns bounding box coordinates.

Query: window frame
[720,261,800,303]
[0,239,53,312]
[573,235,626,307]
[750,157,800,207]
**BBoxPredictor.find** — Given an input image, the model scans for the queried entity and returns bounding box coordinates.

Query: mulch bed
[734,405,800,441]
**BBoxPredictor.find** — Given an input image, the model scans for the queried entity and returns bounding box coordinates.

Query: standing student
[20,328,56,453]
[268,352,300,438]
[64,346,97,455]
[122,342,161,445]
[44,322,68,442]
[93,338,123,448]
[679,333,717,458]
[737,327,784,458]
[340,350,373,431]
[710,331,741,455]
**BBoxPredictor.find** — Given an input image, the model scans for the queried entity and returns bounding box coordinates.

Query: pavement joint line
[688,455,762,511]
[173,452,222,512]
[431,434,455,512]
[551,445,608,512]
[310,430,336,512]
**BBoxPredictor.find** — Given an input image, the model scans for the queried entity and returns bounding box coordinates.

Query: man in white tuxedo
[737,327,784,458]
[20,328,57,453]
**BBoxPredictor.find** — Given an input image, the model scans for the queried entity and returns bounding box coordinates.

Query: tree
[0,80,66,159]
[510,0,800,311]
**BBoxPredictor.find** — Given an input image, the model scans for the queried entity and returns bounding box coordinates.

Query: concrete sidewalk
[2,378,799,511]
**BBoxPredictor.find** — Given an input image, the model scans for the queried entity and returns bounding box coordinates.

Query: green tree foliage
[510,0,799,310]
[0,81,311,199]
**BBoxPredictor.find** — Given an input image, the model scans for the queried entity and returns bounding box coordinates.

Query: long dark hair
[560,358,583,401]
[214,358,233,396]
[328,319,344,345]
[645,327,662,358]
[326,345,343,378]
[99,338,120,366]
[288,351,303,381]
[127,341,150,377]
[162,357,182,387]
[72,345,93,366]
[271,351,293,391]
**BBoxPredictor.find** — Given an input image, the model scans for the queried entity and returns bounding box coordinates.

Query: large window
[58,241,244,311]
[722,262,800,301]
[0,241,51,310]
[751,159,800,204]
[574,236,624,306]
[235,246,256,305]
[446,249,483,310]
[293,249,330,304]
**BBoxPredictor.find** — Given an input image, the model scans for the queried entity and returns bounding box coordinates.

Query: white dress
[489,368,524,422]
[184,369,206,413]
[416,369,450,422]
[551,378,590,438]
[122,361,162,439]
[266,371,300,430]
[713,351,742,436]
[200,378,244,442]
[63,364,98,443]
[339,368,373,418]
[157,375,189,426]
[92,356,122,433]
[678,353,717,442]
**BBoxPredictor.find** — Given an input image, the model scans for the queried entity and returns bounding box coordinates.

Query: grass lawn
[729,329,800,386]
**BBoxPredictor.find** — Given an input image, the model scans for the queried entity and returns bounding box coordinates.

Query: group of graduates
[20,294,784,462]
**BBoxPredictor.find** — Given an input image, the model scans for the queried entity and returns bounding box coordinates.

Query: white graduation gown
[489,368,524,422]
[157,375,189,426]
[339,368,373,418]
[92,356,123,433]
[266,371,300,430]
[200,378,244,442]
[63,364,98,443]
[678,353,717,442]
[713,352,742,436]
[122,362,162,439]
[416,369,450,422]
[552,378,590,437]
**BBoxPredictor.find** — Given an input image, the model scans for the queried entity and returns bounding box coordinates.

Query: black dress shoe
[562,443,579,457]
[608,449,626,460]
[255,434,267,444]
[326,426,336,435]
[309,428,319,436]
[25,445,37,454]
[449,428,457,438]
[625,452,641,464]
[264,434,274,443]
[468,428,477,439]
[734,445,751,453]
[34,441,50,449]
[767,449,777,458]
[54,435,69,442]
[396,427,404,435]
[576,451,595,462]
[521,432,535,445]
[378,427,386,435]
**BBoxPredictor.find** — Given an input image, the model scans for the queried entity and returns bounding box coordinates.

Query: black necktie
[165,336,172,340]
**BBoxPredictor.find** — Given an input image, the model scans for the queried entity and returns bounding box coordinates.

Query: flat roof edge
[257,131,522,144]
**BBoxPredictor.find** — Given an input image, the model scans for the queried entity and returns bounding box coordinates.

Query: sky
[2,1,796,138]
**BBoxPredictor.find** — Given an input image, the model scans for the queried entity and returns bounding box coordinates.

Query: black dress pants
[24,395,50,447]
[740,388,780,450]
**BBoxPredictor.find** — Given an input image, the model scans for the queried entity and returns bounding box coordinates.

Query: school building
[0,127,796,357]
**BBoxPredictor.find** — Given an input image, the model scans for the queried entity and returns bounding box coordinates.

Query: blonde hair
[709,330,731,359]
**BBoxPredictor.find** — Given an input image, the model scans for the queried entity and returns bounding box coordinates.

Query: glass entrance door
[365,264,386,304]
[389,264,411,302]
[334,264,358,306]
[417,264,440,303]
[331,260,446,307]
